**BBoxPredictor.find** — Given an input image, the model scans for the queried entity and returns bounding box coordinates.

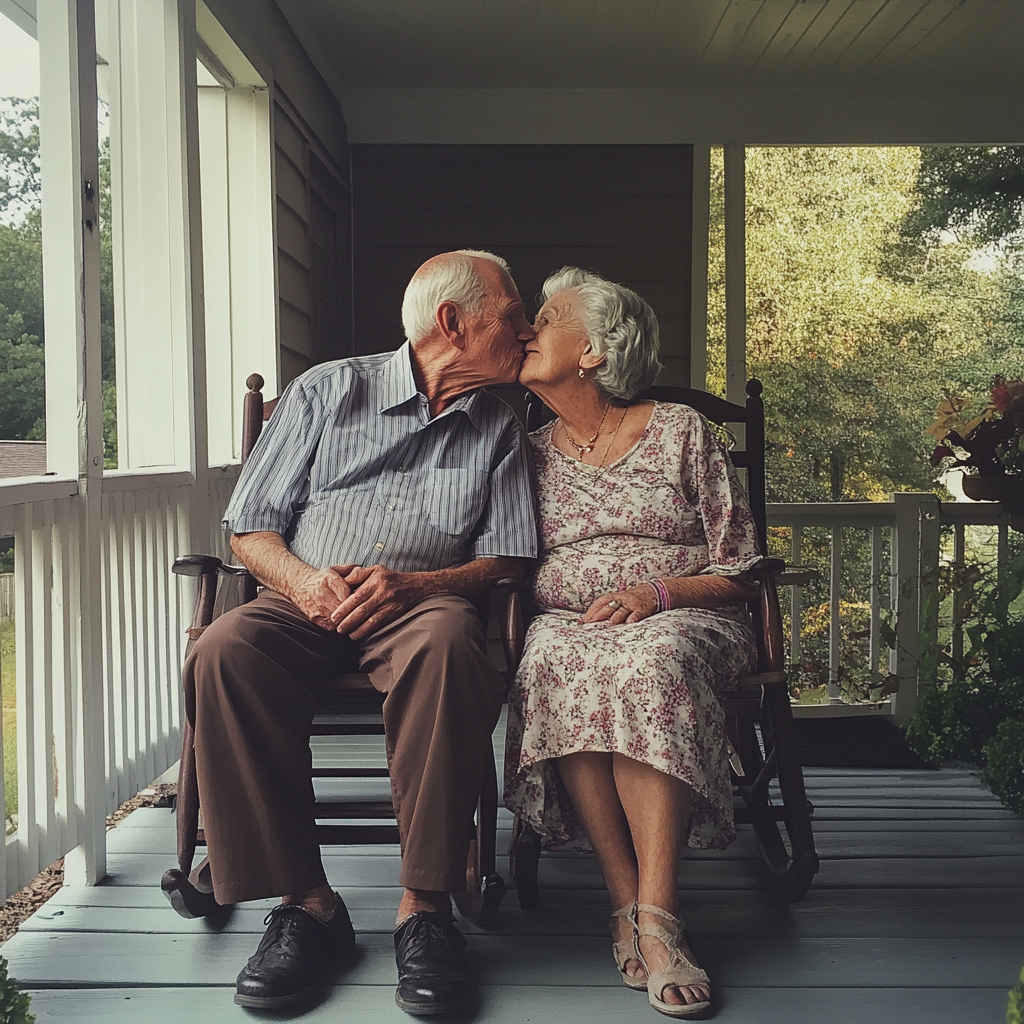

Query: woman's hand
[580,584,658,625]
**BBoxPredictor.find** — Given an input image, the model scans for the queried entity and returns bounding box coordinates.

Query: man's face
[461,262,535,385]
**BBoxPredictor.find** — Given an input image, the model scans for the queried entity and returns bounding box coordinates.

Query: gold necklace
[591,406,628,471]
[562,403,611,459]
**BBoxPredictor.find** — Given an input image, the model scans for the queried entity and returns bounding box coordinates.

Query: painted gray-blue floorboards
[3,721,1023,1023]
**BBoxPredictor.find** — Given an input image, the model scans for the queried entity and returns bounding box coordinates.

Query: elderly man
[184,251,537,1015]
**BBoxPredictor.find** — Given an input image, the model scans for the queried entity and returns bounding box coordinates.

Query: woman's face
[519,290,592,390]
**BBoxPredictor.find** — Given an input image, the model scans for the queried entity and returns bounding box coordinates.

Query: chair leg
[161,857,224,921]
[453,754,507,925]
[755,684,819,902]
[509,813,542,910]
[474,752,506,925]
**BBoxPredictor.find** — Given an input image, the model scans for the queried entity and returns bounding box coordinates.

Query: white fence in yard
[0,575,13,623]
[0,465,240,896]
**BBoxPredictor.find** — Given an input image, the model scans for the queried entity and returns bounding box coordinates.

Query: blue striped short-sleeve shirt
[222,344,538,572]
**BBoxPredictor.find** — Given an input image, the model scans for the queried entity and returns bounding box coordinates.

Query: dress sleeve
[221,377,323,537]
[680,410,763,577]
[471,416,539,560]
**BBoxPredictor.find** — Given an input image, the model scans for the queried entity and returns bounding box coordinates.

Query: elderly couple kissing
[182,251,761,1019]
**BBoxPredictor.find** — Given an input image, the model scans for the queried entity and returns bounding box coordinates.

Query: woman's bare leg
[612,753,709,1008]
[555,752,644,979]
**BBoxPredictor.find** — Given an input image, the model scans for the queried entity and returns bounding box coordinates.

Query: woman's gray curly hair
[542,267,662,401]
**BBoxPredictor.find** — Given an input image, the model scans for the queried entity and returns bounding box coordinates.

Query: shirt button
[386,503,396,511]
[374,542,384,551]
[398,466,406,474]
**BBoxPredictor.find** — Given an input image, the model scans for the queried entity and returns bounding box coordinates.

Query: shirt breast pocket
[428,468,488,537]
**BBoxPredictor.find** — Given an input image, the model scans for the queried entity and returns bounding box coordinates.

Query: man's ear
[436,301,465,347]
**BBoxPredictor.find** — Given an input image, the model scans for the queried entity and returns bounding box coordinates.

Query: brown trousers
[183,590,505,905]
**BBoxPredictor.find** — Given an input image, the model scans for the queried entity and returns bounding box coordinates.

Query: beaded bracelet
[646,578,671,613]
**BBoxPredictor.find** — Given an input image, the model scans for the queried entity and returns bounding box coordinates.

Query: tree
[0,98,40,220]
[707,146,1024,503]
[0,98,118,459]
[902,147,1024,245]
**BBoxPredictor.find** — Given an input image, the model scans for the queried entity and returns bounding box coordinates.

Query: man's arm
[329,557,530,641]
[230,531,355,631]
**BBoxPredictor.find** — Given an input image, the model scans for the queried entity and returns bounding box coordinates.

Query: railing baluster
[122,488,141,798]
[138,490,155,787]
[789,524,802,662]
[869,526,882,674]
[36,500,57,873]
[153,490,171,771]
[52,498,76,854]
[952,523,966,676]
[997,523,1009,618]
[15,502,37,892]
[828,524,842,702]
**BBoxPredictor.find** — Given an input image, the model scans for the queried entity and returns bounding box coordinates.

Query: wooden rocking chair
[507,379,820,905]
[162,374,517,925]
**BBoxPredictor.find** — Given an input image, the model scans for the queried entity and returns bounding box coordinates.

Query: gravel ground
[0,783,176,945]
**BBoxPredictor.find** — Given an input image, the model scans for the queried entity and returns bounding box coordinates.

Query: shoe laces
[397,913,466,964]
[254,904,311,962]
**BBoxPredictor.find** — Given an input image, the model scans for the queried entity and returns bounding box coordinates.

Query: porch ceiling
[278,0,1024,92]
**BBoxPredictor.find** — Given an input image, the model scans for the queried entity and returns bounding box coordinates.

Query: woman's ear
[579,344,606,372]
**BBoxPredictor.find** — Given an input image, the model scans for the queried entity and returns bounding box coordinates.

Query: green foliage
[903,537,1024,816]
[0,954,33,1024]
[707,146,1024,503]
[905,651,1024,767]
[0,99,118,455]
[902,146,1024,245]
[984,719,1024,818]
[0,98,40,219]
[1009,966,1024,1024]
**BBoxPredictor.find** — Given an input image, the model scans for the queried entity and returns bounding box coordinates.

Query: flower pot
[961,475,1024,531]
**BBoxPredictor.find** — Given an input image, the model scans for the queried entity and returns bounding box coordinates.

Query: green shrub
[1008,966,1024,1024]
[906,666,1024,767]
[0,955,32,1024]
[985,719,1024,818]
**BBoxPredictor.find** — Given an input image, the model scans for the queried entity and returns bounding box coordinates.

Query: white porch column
[38,0,107,884]
[723,144,746,411]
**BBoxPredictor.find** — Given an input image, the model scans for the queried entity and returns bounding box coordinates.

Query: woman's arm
[580,573,758,624]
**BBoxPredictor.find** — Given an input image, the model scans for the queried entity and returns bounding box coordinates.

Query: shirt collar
[379,342,485,431]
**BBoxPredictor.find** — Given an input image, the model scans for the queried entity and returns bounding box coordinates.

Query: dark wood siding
[351,145,692,385]
[274,92,353,386]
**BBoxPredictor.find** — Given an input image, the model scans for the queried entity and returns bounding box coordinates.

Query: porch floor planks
[3,731,1023,1024]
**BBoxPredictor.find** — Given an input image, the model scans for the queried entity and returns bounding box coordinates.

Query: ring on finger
[607,599,620,609]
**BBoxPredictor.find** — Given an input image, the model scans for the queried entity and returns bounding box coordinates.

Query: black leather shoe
[234,897,356,1009]
[394,911,472,1016]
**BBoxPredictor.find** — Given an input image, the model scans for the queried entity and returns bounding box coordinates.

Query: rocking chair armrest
[747,557,786,580]
[492,576,532,593]
[493,580,529,678]
[173,554,226,577]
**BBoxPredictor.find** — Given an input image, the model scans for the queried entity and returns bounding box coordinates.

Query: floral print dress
[504,402,762,850]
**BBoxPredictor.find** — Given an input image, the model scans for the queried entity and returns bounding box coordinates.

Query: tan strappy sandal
[610,901,647,990]
[633,903,712,1019]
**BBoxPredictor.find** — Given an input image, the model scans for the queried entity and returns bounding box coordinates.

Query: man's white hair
[401,250,511,344]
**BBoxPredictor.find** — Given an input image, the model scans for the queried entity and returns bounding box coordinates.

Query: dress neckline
[546,401,660,473]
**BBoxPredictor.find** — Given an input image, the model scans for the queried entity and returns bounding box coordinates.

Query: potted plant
[927,376,1024,529]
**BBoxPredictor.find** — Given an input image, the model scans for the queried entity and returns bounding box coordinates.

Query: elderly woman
[504,268,762,1019]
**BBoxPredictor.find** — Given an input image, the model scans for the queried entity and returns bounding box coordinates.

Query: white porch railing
[0,465,240,896]
[767,494,1015,724]
[0,473,1010,895]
